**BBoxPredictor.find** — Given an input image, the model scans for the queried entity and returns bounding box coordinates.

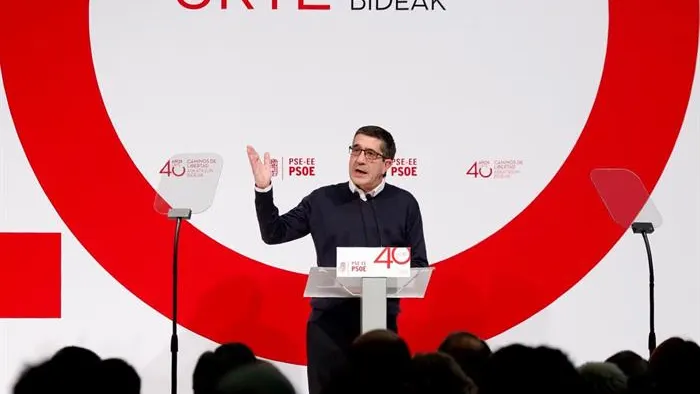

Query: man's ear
[383,159,393,177]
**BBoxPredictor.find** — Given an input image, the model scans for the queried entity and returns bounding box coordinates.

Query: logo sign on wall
[176,0,448,12]
[466,159,525,179]
[0,0,697,366]
[389,157,420,178]
[269,156,317,181]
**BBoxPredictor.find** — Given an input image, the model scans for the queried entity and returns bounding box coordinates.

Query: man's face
[348,133,392,191]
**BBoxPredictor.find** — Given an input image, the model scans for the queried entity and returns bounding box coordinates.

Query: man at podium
[247,125,429,394]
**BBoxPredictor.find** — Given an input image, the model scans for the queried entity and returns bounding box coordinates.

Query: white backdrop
[1,1,699,393]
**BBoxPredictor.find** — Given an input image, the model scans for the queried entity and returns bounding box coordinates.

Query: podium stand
[153,153,224,394]
[303,266,434,333]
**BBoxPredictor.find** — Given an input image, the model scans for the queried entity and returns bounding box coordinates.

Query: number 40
[374,247,411,268]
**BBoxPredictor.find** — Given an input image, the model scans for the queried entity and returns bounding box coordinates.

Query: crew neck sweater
[254,181,429,314]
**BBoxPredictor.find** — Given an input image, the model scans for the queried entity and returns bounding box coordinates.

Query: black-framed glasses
[349,146,384,161]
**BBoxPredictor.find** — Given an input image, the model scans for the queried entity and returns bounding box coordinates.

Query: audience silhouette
[10,332,700,394]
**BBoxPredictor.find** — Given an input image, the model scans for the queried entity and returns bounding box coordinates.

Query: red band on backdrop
[0,233,61,318]
[0,1,696,364]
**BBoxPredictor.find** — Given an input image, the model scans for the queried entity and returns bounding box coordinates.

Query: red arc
[0,233,61,318]
[0,0,697,364]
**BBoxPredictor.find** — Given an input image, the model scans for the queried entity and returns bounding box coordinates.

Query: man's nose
[356,152,367,163]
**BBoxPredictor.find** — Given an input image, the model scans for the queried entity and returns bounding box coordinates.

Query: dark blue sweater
[254,181,429,314]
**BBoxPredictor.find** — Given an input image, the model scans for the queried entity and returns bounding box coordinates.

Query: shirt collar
[349,179,385,201]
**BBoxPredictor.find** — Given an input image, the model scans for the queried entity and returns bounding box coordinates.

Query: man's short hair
[578,362,628,394]
[438,331,491,387]
[355,125,396,159]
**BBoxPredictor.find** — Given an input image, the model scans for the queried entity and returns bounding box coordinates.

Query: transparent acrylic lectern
[303,266,434,333]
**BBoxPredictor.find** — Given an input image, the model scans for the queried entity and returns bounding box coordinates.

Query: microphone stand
[631,221,656,357]
[167,208,192,394]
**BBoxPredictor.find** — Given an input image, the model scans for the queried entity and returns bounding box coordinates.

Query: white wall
[1,1,698,393]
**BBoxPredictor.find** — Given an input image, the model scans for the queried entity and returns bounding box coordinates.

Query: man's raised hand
[246,145,272,189]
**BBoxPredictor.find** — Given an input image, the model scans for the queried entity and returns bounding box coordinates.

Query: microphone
[365,194,383,247]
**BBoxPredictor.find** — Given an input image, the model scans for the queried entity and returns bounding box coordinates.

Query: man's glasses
[349,146,385,161]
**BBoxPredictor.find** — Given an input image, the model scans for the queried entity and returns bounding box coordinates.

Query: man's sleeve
[254,186,311,244]
[406,196,429,267]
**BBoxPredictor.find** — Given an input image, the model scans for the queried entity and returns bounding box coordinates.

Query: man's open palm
[247,145,272,188]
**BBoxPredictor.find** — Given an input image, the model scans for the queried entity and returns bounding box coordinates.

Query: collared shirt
[348,178,385,201]
[255,179,386,200]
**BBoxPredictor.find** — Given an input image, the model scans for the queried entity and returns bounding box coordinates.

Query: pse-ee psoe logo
[269,156,317,180]
[177,0,447,12]
[389,157,419,177]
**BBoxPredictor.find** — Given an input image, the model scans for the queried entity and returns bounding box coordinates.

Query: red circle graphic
[0,1,697,365]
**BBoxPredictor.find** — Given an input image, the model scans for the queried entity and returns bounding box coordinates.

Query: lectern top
[303,266,434,299]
